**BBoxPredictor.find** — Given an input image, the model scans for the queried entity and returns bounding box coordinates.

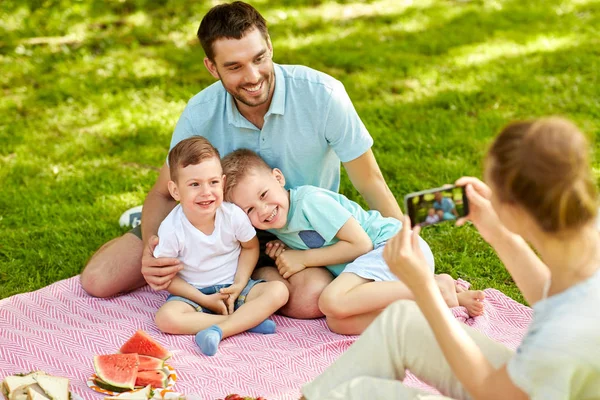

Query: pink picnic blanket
[0,277,532,399]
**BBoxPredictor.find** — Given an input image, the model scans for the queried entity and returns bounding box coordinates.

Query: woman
[301,117,600,399]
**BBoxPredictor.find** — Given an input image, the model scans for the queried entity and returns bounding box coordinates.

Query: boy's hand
[220,283,245,315]
[265,240,287,260]
[200,292,229,315]
[275,250,307,279]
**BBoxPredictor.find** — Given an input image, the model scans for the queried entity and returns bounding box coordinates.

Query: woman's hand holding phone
[383,216,436,292]
[454,177,512,245]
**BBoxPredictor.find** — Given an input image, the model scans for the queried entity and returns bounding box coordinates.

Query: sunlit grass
[1,0,599,302]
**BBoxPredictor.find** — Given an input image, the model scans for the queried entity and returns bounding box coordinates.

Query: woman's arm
[456,177,550,305]
[384,218,528,400]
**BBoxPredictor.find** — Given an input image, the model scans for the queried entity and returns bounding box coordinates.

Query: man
[433,192,459,221]
[80,1,403,319]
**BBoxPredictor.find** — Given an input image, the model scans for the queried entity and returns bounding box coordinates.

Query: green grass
[1,0,599,303]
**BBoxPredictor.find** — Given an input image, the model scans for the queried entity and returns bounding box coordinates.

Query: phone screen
[404,185,469,227]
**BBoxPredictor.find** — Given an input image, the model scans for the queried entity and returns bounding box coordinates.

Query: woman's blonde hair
[486,117,598,233]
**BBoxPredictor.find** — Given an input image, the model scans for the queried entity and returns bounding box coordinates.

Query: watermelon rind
[93,379,131,393]
[120,331,171,361]
[134,370,168,389]
[93,354,139,390]
[137,355,165,371]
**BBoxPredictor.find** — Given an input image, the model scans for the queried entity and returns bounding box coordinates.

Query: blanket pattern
[0,277,532,399]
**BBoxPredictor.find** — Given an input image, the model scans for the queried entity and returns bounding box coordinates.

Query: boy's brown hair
[168,137,221,183]
[222,149,272,201]
[197,1,269,61]
[486,117,598,233]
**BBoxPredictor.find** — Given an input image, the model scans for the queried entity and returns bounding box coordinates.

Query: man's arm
[343,149,404,220]
[141,163,181,290]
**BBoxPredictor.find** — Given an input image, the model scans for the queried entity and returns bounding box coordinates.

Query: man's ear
[204,57,220,80]
[266,35,274,59]
[272,168,286,187]
[168,180,181,201]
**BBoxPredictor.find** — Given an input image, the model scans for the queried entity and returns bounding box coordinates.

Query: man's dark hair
[197,1,269,61]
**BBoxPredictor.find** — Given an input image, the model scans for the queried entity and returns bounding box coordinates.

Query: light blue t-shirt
[269,186,401,276]
[433,197,455,214]
[170,64,373,192]
[507,269,600,399]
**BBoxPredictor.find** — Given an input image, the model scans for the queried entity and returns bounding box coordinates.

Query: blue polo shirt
[170,63,373,192]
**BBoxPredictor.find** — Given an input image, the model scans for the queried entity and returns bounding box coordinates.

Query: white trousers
[302,300,514,399]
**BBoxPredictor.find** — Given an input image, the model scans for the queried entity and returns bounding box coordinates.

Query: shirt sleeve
[507,338,579,398]
[323,80,373,163]
[230,204,257,243]
[300,192,353,243]
[167,108,195,164]
[153,222,181,258]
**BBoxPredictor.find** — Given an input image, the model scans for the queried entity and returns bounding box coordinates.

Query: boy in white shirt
[153,137,289,356]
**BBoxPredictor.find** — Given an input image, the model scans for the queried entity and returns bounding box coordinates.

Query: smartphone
[404,185,469,227]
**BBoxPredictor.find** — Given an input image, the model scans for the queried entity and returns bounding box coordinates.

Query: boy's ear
[266,35,274,58]
[272,168,286,187]
[168,180,180,201]
[204,57,220,80]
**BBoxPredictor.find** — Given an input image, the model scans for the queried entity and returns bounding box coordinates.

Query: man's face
[205,28,275,109]
[168,157,225,221]
[229,168,290,231]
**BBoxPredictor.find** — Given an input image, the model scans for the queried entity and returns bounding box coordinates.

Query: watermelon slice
[93,354,139,390]
[134,370,168,389]
[120,331,171,361]
[138,355,165,371]
[93,378,131,393]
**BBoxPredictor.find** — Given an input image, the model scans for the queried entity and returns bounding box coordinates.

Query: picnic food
[223,395,267,400]
[1,371,70,400]
[119,331,171,361]
[91,330,174,395]
[133,371,167,389]
[94,354,139,391]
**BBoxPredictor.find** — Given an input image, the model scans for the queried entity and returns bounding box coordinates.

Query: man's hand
[219,283,246,314]
[265,240,287,260]
[141,235,182,291]
[275,250,308,279]
[200,292,229,315]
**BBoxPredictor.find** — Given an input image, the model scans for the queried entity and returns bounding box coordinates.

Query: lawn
[1,0,599,303]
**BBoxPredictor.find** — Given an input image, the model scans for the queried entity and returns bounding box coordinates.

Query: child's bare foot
[455,281,468,293]
[457,290,485,317]
[435,274,459,308]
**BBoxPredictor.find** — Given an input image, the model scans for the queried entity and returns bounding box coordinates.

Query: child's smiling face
[229,167,290,230]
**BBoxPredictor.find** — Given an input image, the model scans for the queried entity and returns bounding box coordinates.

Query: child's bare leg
[195,281,289,356]
[319,273,415,335]
[325,309,384,336]
[155,301,227,334]
[434,274,459,308]
[457,290,485,317]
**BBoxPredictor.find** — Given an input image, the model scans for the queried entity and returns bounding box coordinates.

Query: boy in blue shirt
[222,149,484,335]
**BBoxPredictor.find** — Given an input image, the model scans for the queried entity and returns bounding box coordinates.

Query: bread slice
[33,376,68,400]
[2,373,47,400]
[26,385,49,400]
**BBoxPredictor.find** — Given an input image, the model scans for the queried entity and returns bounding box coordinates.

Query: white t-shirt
[153,202,256,288]
[507,269,600,399]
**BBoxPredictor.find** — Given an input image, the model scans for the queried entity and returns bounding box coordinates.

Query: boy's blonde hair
[222,149,272,201]
[168,137,221,183]
[486,117,598,233]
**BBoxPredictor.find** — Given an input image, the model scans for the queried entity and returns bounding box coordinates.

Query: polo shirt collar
[226,63,286,129]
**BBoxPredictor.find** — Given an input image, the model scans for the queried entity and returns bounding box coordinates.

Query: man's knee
[280,269,333,319]
[80,234,144,298]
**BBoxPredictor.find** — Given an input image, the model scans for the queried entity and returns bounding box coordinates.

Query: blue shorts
[166,278,266,313]
[342,237,435,282]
